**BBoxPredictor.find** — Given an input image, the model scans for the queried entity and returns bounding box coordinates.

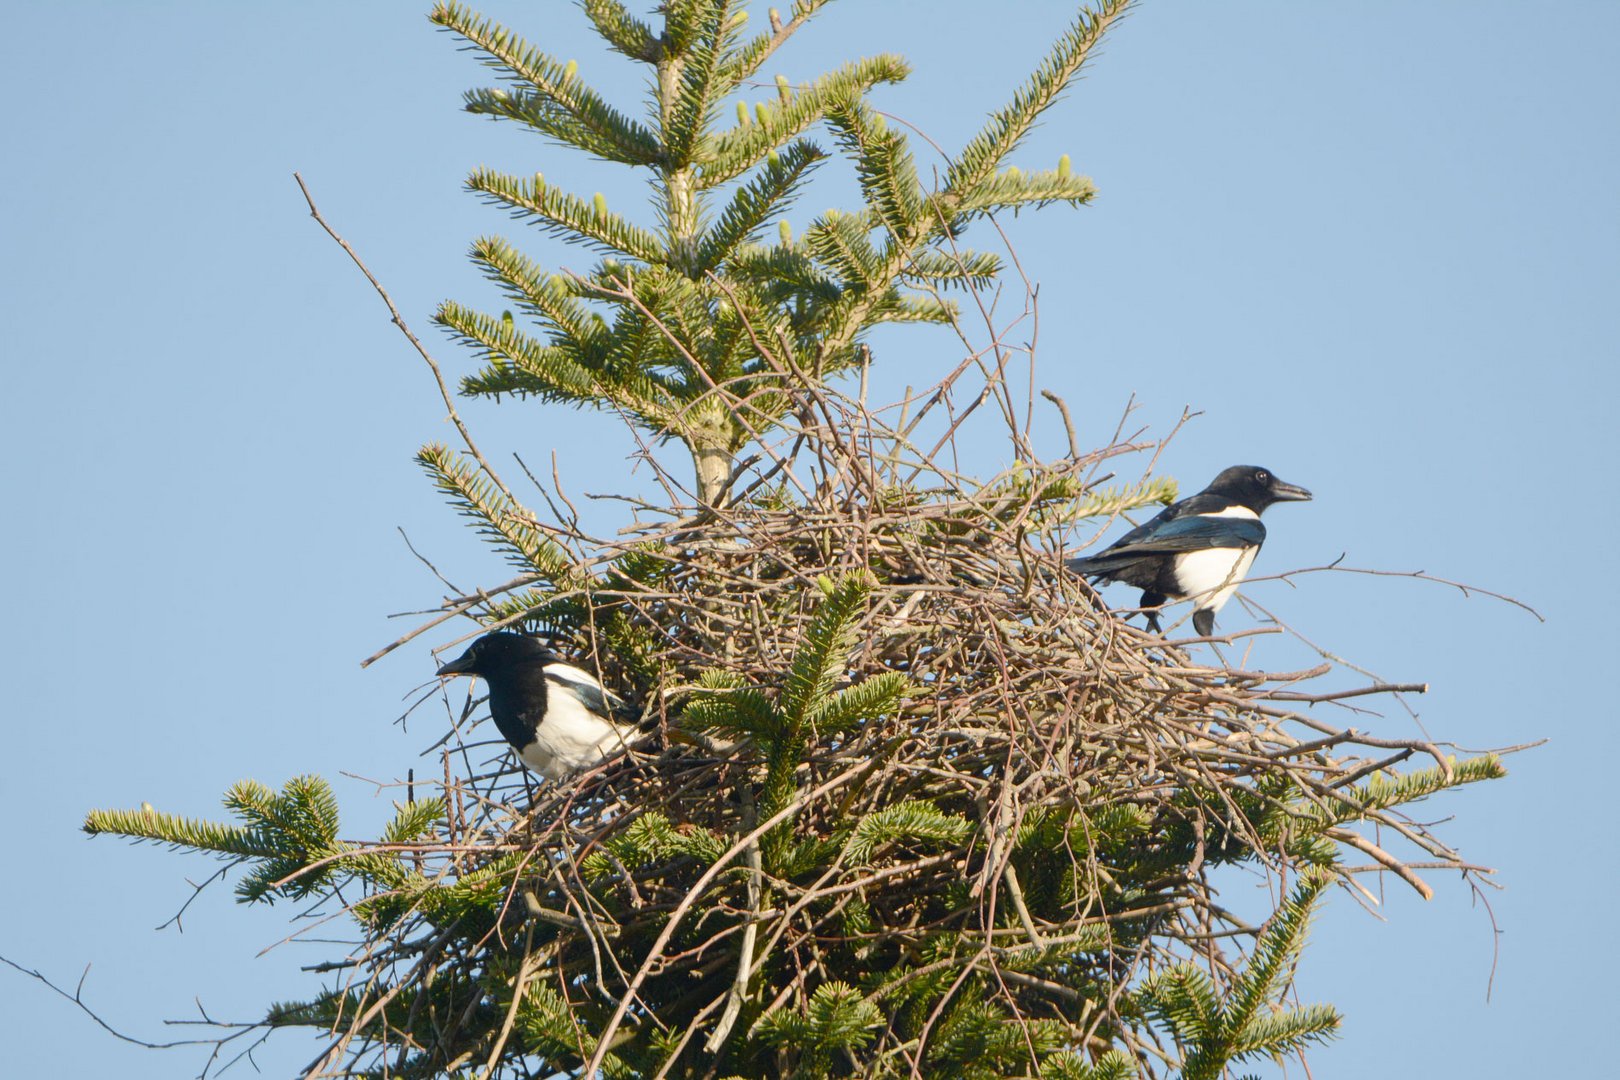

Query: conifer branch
[951,167,1098,219]
[468,236,608,350]
[1224,873,1329,1033]
[718,0,833,86]
[436,300,600,404]
[843,801,973,865]
[869,290,957,325]
[779,574,872,728]
[1296,754,1505,834]
[416,443,580,583]
[466,169,666,264]
[696,139,827,272]
[662,0,708,54]
[700,55,911,185]
[807,670,909,734]
[804,210,883,287]
[681,685,781,740]
[727,244,842,302]
[824,93,925,238]
[664,0,742,167]
[83,804,273,860]
[901,248,1005,290]
[433,2,662,164]
[1142,872,1341,1080]
[754,981,882,1066]
[582,0,662,62]
[461,87,663,165]
[1040,1050,1140,1080]
[944,0,1127,196]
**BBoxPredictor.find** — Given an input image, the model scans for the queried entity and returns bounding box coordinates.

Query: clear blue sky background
[4,2,1615,1075]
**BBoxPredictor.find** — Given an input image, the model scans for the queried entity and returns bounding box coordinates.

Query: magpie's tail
[1065,553,1135,580]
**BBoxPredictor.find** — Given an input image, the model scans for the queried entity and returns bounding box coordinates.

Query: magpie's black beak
[436,652,477,677]
[1270,478,1313,502]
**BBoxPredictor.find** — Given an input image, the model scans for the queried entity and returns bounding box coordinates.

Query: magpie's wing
[1094,503,1177,551]
[1068,515,1265,574]
[1095,514,1265,554]
[1080,492,1229,552]
[543,661,645,727]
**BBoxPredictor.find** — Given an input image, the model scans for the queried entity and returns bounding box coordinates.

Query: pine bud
[775,73,791,102]
[563,59,578,80]
[755,102,771,127]
[778,220,792,245]
[593,192,608,216]
[737,100,750,126]
[1058,154,1071,177]
[767,149,781,167]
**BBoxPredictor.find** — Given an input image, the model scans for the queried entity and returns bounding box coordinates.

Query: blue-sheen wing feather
[1068,515,1266,575]
[1132,514,1266,551]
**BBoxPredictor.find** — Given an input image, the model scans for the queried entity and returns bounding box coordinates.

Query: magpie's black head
[1203,465,1313,513]
[435,632,553,679]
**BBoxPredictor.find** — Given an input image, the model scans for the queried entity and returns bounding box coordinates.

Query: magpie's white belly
[518,693,637,781]
[1172,545,1259,613]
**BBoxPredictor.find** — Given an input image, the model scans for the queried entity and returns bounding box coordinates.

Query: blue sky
[3,2,1615,1076]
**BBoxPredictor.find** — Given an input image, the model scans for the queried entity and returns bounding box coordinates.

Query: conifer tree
[82,5,1515,1078]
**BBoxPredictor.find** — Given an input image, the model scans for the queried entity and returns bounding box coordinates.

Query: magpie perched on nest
[1067,465,1312,636]
[436,632,646,780]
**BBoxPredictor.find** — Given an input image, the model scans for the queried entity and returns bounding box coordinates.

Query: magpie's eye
[1255,470,1269,484]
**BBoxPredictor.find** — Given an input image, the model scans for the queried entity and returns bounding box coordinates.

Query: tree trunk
[693,445,733,507]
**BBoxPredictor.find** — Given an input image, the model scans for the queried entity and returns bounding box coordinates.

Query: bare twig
[293,172,516,505]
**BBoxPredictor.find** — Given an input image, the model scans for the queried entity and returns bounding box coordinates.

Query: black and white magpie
[435,632,645,781]
[1066,465,1312,637]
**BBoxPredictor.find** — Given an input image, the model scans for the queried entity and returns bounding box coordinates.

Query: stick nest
[366,375,1506,1078]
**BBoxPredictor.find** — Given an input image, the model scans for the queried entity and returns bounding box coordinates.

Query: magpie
[435,632,645,781]
[1066,465,1312,637]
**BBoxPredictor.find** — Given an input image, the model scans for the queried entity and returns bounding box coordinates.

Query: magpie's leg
[1140,590,1166,633]
[1192,608,1215,638]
